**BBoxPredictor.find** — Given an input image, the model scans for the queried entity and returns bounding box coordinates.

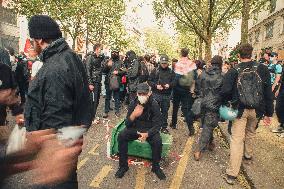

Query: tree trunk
[204,36,212,64]
[241,0,251,44]
[198,36,203,60]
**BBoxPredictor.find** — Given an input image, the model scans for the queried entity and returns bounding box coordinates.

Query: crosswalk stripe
[169,138,194,189]
[77,157,89,170]
[90,165,112,188]
[88,144,100,156]
[135,167,146,189]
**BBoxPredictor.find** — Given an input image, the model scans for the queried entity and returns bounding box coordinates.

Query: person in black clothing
[125,50,149,104]
[273,70,284,137]
[24,15,91,189]
[103,50,126,118]
[86,43,105,120]
[170,48,196,136]
[148,54,176,134]
[221,44,273,185]
[0,48,11,68]
[15,54,30,105]
[0,62,23,126]
[115,83,166,180]
[194,55,223,161]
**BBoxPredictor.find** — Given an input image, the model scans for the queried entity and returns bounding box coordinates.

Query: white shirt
[31,60,43,77]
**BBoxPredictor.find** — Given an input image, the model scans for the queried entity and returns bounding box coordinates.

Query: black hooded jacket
[148,66,176,95]
[85,52,105,85]
[195,66,223,112]
[24,38,92,131]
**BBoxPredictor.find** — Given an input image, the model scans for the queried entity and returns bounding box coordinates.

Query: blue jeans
[105,84,120,114]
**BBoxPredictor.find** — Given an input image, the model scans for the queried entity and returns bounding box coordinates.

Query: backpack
[109,74,119,91]
[236,62,264,109]
[178,71,195,87]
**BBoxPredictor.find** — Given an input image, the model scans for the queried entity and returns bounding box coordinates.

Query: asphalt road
[3,100,283,189]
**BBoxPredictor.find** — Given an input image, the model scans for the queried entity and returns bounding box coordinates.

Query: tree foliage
[11,0,127,50]
[153,0,241,62]
[144,27,178,59]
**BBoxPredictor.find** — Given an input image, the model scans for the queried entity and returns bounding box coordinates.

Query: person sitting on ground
[115,83,166,180]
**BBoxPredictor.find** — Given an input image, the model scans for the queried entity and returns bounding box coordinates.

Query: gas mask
[137,92,151,105]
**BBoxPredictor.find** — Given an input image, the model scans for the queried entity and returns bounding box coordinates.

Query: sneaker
[115,166,129,178]
[223,174,237,185]
[115,112,121,118]
[188,128,195,136]
[277,133,284,138]
[272,126,284,133]
[207,142,215,151]
[161,128,170,134]
[151,167,166,180]
[103,113,108,118]
[243,155,252,161]
[193,151,202,161]
[169,124,177,129]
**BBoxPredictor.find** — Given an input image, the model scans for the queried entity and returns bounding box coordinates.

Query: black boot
[151,167,166,180]
[115,166,129,178]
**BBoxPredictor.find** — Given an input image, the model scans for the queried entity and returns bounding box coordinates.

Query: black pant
[118,128,162,168]
[197,111,218,152]
[0,105,7,125]
[153,93,171,129]
[276,88,284,126]
[171,90,194,131]
[91,83,101,119]
[105,84,120,114]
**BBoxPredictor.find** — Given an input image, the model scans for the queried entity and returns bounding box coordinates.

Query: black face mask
[111,53,119,60]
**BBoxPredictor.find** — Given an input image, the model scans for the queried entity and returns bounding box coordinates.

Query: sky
[125,0,240,48]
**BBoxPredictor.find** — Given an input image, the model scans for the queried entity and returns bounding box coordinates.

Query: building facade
[0,2,20,52]
[248,0,284,59]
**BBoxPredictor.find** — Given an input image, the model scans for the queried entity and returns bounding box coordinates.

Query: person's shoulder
[0,62,11,71]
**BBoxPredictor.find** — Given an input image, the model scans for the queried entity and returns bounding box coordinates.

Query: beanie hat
[28,15,62,39]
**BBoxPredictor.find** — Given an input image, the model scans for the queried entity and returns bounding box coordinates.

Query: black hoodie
[148,65,176,95]
[195,65,223,111]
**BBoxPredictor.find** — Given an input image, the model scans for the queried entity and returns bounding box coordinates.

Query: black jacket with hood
[195,65,223,112]
[148,66,176,95]
[85,52,105,85]
[24,38,92,131]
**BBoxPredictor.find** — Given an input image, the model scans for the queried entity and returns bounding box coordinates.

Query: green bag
[110,120,173,159]
[179,71,194,87]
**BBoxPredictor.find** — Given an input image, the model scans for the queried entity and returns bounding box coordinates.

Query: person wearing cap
[148,54,176,134]
[24,15,92,188]
[102,50,126,118]
[115,83,166,180]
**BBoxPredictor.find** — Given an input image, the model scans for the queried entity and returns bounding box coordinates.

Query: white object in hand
[6,124,27,155]
[57,126,86,147]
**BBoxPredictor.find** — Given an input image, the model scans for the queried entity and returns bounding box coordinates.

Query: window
[255,29,260,42]
[265,21,274,39]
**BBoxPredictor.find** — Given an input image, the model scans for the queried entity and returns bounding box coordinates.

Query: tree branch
[176,0,207,43]
[212,0,237,32]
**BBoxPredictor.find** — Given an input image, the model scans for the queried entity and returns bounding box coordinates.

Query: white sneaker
[272,127,284,133]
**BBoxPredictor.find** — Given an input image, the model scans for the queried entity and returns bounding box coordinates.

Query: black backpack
[236,62,264,109]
